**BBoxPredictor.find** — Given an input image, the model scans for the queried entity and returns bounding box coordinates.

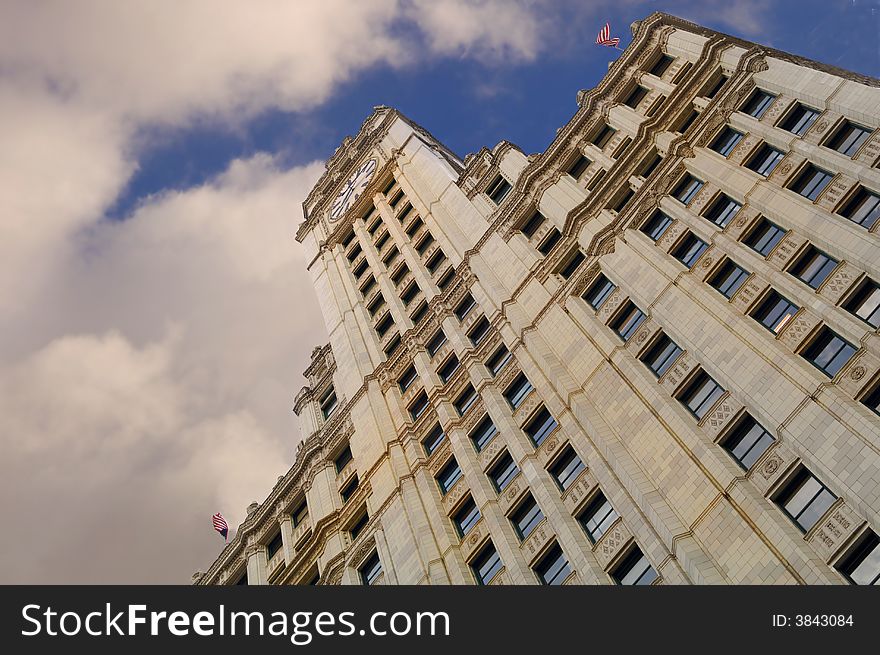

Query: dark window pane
[678,371,725,420]
[360,552,382,585]
[673,175,704,204]
[436,458,463,494]
[801,328,857,377]
[567,154,591,180]
[610,301,646,341]
[839,187,880,229]
[470,415,498,452]
[746,145,785,176]
[641,212,672,241]
[453,497,481,537]
[534,543,572,585]
[710,127,743,156]
[471,542,503,585]
[524,406,558,447]
[640,334,683,377]
[708,260,750,299]
[776,468,836,532]
[826,121,872,157]
[789,164,833,201]
[843,279,880,328]
[488,452,519,491]
[455,384,478,415]
[422,423,446,455]
[744,218,786,257]
[722,414,775,469]
[486,345,512,376]
[510,493,544,540]
[750,290,799,334]
[504,373,534,410]
[613,547,658,585]
[578,492,619,543]
[789,246,838,289]
[742,89,776,118]
[703,194,742,227]
[780,104,820,136]
[583,274,617,309]
[671,233,709,268]
[487,177,512,204]
[837,531,880,585]
[549,446,585,490]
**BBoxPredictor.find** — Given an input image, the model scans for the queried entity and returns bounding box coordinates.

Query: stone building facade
[195,13,880,586]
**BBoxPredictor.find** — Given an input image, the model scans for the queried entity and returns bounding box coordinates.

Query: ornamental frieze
[816,174,856,213]
[750,440,797,496]
[703,395,744,442]
[806,501,866,562]
[835,349,879,397]
[818,262,860,305]
[729,274,767,313]
[660,350,697,395]
[777,309,821,352]
[594,519,634,569]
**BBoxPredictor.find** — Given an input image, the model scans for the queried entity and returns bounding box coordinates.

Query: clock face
[329,158,377,221]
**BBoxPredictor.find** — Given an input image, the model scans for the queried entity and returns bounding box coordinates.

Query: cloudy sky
[0,0,876,584]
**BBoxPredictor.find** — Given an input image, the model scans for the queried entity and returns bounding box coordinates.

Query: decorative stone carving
[521,520,555,564]
[836,349,879,396]
[561,469,597,515]
[657,220,687,252]
[594,519,634,569]
[702,394,743,440]
[723,205,760,240]
[660,351,697,395]
[819,262,861,305]
[750,441,797,496]
[766,232,807,271]
[807,501,865,562]
[816,174,857,212]
[730,275,768,314]
[777,310,821,352]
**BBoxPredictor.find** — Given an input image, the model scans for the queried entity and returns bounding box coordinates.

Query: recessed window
[788,245,837,289]
[454,384,478,416]
[582,273,617,310]
[454,294,476,321]
[486,176,512,204]
[360,275,376,297]
[788,164,833,201]
[825,120,872,157]
[408,390,429,421]
[638,151,663,178]
[649,53,673,77]
[422,422,446,456]
[453,496,481,537]
[410,300,429,325]
[779,103,820,136]
[470,414,498,452]
[471,542,503,585]
[341,230,356,248]
[390,262,408,285]
[397,202,413,222]
[340,475,359,503]
[405,216,423,237]
[624,85,648,109]
[510,493,544,540]
[567,154,591,180]
[676,109,699,134]
[677,370,725,420]
[533,543,572,585]
[374,231,390,251]
[609,301,646,342]
[438,355,460,384]
[383,333,401,358]
[710,127,744,157]
[426,330,447,357]
[641,211,673,241]
[334,445,353,473]
[435,457,463,495]
[524,406,558,447]
[578,491,619,543]
[610,188,635,213]
[382,179,397,196]
[801,327,857,377]
[673,174,704,204]
[612,546,658,585]
[426,249,447,274]
[587,169,607,191]
[416,232,434,255]
[266,530,283,560]
[400,281,419,306]
[750,290,799,334]
[504,373,533,410]
[366,214,381,236]
[640,333,683,377]
[234,571,248,586]
[486,344,512,377]
[360,551,382,585]
[843,278,880,328]
[671,233,709,268]
[549,445,585,491]
[838,187,880,229]
[468,316,491,346]
[389,190,404,209]
[352,258,369,279]
[592,124,616,149]
[375,312,394,338]
[775,467,836,532]
[520,211,545,237]
[383,246,400,268]
[746,145,785,177]
[346,243,362,263]
[437,267,455,290]
[741,89,776,118]
[703,73,728,99]
[488,451,519,491]
[743,218,786,257]
[559,250,586,279]
[349,508,369,539]
[721,413,775,470]
[836,530,880,585]
[537,228,561,256]
[708,259,750,299]
[399,364,418,393]
[703,194,741,227]
[319,387,338,419]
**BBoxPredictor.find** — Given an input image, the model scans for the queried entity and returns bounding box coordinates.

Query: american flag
[212,512,229,541]
[596,22,621,48]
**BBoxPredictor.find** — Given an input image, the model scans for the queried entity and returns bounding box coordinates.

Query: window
[750,290,799,334]
[801,327,856,377]
[319,387,338,419]
[825,120,872,157]
[708,260,750,299]
[638,151,662,178]
[510,493,544,540]
[549,445,585,491]
[721,414,775,469]
[397,202,413,221]
[534,543,572,585]
[291,500,309,529]
[383,247,399,268]
[374,231,389,251]
[583,273,617,309]
[266,530,283,560]
[375,312,394,338]
[520,211,545,237]
[468,316,490,346]
[416,232,434,255]
[610,301,646,341]
[488,452,519,491]
[775,467,836,532]
[703,194,741,227]
[438,355,460,384]
[382,179,396,196]
[486,176,512,204]
[559,250,586,279]
[405,216,423,237]
[341,230,355,248]
[843,278,880,328]
[673,174,704,204]
[334,445,353,473]
[860,379,880,414]
[641,211,673,241]
[390,262,407,284]
[649,53,673,77]
[346,243,362,263]
[340,475,359,503]
[677,370,725,420]
[592,124,616,149]
[780,104,820,136]
[426,249,446,274]
[471,542,503,585]
[788,246,837,289]
[588,169,607,191]
[578,491,619,543]
[743,218,786,256]
[435,458,463,494]
[360,551,382,585]
[789,164,833,201]
[504,373,533,410]
[741,89,776,118]
[454,293,476,320]
[360,275,376,297]
[838,187,880,229]
[398,364,418,393]
[676,109,699,134]
[640,333,683,377]
[746,145,785,176]
[567,154,591,180]
[410,300,429,325]
[703,74,728,99]
[409,391,429,421]
[836,530,880,585]
[389,190,404,209]
[710,127,743,157]
[537,228,561,255]
[671,233,708,268]
[383,333,401,357]
[426,330,446,357]
[610,188,634,213]
[612,547,658,585]
[422,423,446,455]
[486,345,512,376]
[349,509,368,539]
[624,85,648,109]
[454,384,478,416]
[438,268,455,290]
[400,281,419,306]
[352,258,369,279]
[453,497,481,537]
[469,415,498,452]
[366,215,381,236]
[524,406,558,447]
[234,571,248,586]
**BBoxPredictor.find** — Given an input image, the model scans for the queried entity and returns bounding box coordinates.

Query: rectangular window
[567,154,591,180]
[612,546,658,585]
[524,406,558,447]
[677,370,725,420]
[334,445,353,473]
[410,300,429,325]
[836,530,880,585]
[583,273,617,310]
[438,355,460,384]
[676,109,699,134]
[559,250,586,279]
[349,509,368,540]
[454,384,478,416]
[703,74,727,99]
[426,249,446,274]
[436,458,463,494]
[454,293,476,320]
[453,496,481,537]
[486,344,512,376]
[789,164,833,201]
[520,211,545,237]
[422,423,446,455]
[383,333,401,358]
[860,379,880,414]
[367,294,384,318]
[710,127,744,157]
[390,264,408,287]
[592,124,616,149]
[611,188,635,213]
[838,187,880,229]
[534,543,572,585]
[746,145,785,177]
[639,151,662,178]
[382,179,396,196]
[346,243,362,263]
[383,247,399,269]
[610,301,646,341]
[743,218,786,256]
[671,233,709,268]
[708,259,750,299]
[398,364,418,393]
[750,290,799,334]
[649,53,673,77]
[389,190,404,209]
[437,267,455,290]
[341,230,356,248]
[624,85,648,109]
[400,281,419,306]
[742,89,776,118]
[366,215,381,237]
[673,174,704,204]
[319,387,337,419]
[360,275,376,297]
[578,491,619,543]
[291,499,309,528]
[640,333,683,377]
[405,216,423,238]
[426,329,447,357]
[504,373,533,410]
[375,312,394,338]
[471,542,503,585]
[488,452,519,491]
[266,530,283,560]
[510,493,544,540]
[775,467,837,532]
[468,316,490,346]
[352,258,369,279]
[397,202,413,222]
[801,327,857,378]
[788,245,838,289]
[703,194,741,227]
[374,231,389,251]
[780,104,820,136]
[721,413,775,469]
[843,278,880,328]
[360,551,382,585]
[537,228,561,255]
[549,445,585,491]
[469,414,498,452]
[416,232,434,255]
[825,120,872,157]
[641,211,673,241]
[408,390,429,421]
[486,176,512,204]
[340,475,359,503]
